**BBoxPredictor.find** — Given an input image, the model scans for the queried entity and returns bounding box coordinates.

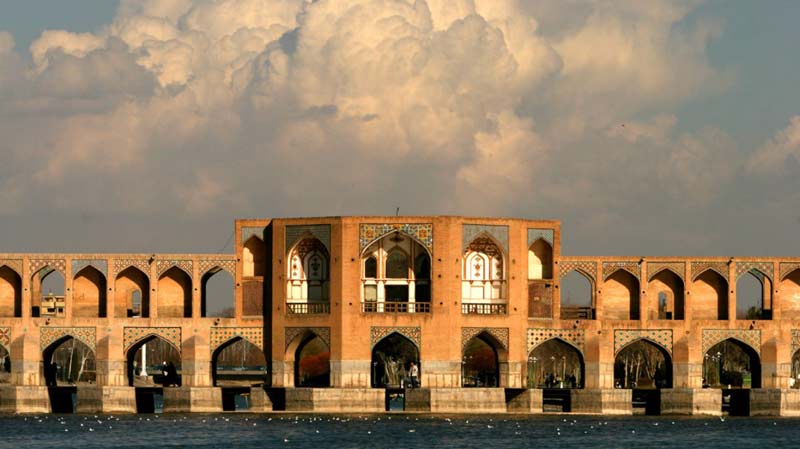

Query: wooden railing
[560,306,594,320]
[461,302,507,315]
[287,303,330,314]
[361,302,431,313]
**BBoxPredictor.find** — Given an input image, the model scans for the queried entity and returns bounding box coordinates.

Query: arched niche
[780,269,800,319]
[528,239,553,280]
[736,271,772,320]
[703,339,760,388]
[73,266,107,318]
[126,335,182,387]
[43,336,96,386]
[692,270,728,320]
[286,236,330,305]
[243,236,266,278]
[462,332,504,387]
[603,270,640,320]
[115,267,149,318]
[462,234,506,302]
[527,339,584,389]
[202,269,234,317]
[361,231,431,310]
[371,333,419,388]
[648,269,684,320]
[791,348,800,388]
[614,339,672,389]
[0,266,22,317]
[33,268,65,317]
[212,337,267,387]
[560,270,594,319]
[0,344,10,383]
[157,267,192,318]
[293,334,330,388]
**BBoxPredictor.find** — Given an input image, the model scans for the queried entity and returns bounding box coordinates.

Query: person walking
[409,362,419,388]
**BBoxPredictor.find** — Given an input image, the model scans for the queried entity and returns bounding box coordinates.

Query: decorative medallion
[528,229,554,248]
[156,260,193,278]
[647,262,685,282]
[210,327,264,354]
[735,261,773,282]
[462,225,508,254]
[527,328,585,354]
[123,327,182,352]
[614,329,673,355]
[360,224,433,254]
[691,262,729,282]
[701,329,760,355]
[559,260,597,282]
[286,225,331,255]
[370,326,421,349]
[40,327,96,352]
[284,327,330,350]
[71,259,108,278]
[461,327,509,350]
[602,262,641,281]
[113,258,152,279]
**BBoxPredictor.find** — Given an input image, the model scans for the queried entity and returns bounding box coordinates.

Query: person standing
[409,362,419,388]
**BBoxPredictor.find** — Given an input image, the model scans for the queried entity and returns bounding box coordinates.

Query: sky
[0,0,799,258]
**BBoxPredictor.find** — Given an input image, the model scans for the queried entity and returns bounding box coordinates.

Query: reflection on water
[0,414,796,449]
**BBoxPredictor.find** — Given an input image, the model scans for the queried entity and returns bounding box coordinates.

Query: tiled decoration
[113,259,152,279]
[528,228,554,248]
[702,329,761,355]
[691,262,729,282]
[791,330,800,356]
[370,326,421,349]
[735,261,774,282]
[0,259,23,277]
[526,328,585,355]
[198,258,236,277]
[210,327,264,354]
[614,329,673,355]
[123,327,182,353]
[156,260,194,278]
[285,327,330,351]
[647,262,686,282]
[780,263,800,281]
[559,260,597,282]
[602,262,641,281]
[0,327,10,352]
[461,327,509,350]
[286,225,331,255]
[360,224,433,254]
[462,225,508,254]
[71,259,108,278]
[30,259,66,277]
[40,327,96,352]
[242,226,266,243]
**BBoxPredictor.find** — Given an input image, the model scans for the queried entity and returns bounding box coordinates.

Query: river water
[0,414,796,448]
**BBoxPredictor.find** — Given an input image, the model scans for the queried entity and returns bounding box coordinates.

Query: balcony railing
[361,302,430,313]
[462,302,507,315]
[560,306,594,320]
[287,303,330,314]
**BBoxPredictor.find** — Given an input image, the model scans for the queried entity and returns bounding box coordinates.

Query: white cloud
[746,116,800,175]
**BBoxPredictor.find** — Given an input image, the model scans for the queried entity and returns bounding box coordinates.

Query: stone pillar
[192,258,201,319]
[594,263,604,321]
[21,256,31,319]
[640,260,648,324]
[149,261,158,319]
[728,260,736,322]
[64,258,73,320]
[771,261,781,320]
[181,333,212,387]
[683,260,692,322]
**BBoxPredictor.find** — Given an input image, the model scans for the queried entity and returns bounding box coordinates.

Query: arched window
[386,250,408,279]
[286,236,330,309]
[528,239,553,280]
[462,235,506,308]
[243,236,265,277]
[360,231,431,312]
[364,256,377,278]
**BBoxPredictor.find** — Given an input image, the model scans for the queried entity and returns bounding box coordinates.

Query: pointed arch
[243,235,266,277]
[648,269,684,320]
[42,336,96,386]
[371,332,420,388]
[463,232,506,301]
[528,238,553,280]
[704,338,761,388]
[286,234,330,303]
[736,270,772,320]
[126,334,182,387]
[603,269,640,320]
[780,268,800,319]
[361,231,431,309]
[0,265,22,317]
[201,268,234,317]
[157,266,192,318]
[115,266,150,318]
[73,265,107,318]
[560,270,595,319]
[614,339,672,389]
[212,336,267,387]
[361,229,432,258]
[692,270,728,320]
[32,266,65,317]
[527,338,585,389]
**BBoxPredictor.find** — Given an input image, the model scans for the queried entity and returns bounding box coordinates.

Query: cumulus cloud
[746,116,800,175]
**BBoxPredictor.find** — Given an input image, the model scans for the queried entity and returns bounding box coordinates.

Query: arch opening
[736,271,772,320]
[361,231,431,313]
[115,267,150,318]
[560,270,594,319]
[462,333,500,387]
[648,270,684,320]
[528,339,584,389]
[33,268,65,317]
[790,349,800,389]
[703,339,760,389]
[603,270,640,320]
[0,266,22,317]
[126,336,182,387]
[692,270,728,320]
[528,239,553,280]
[202,269,234,317]
[781,269,800,320]
[0,345,10,383]
[462,234,506,314]
[243,236,266,278]
[294,334,330,388]
[614,340,672,389]
[43,337,96,386]
[371,333,420,388]
[157,267,192,318]
[73,266,107,318]
[212,338,267,387]
[286,236,330,314]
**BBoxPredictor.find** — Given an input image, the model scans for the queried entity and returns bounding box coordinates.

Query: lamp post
[716,351,723,387]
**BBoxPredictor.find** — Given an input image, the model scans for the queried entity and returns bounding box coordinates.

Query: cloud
[746,116,800,176]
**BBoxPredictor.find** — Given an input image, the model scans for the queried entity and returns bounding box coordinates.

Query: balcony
[560,306,594,320]
[361,302,430,314]
[461,302,507,315]
[287,302,330,314]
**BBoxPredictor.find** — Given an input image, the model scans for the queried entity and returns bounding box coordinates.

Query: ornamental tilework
[791,330,800,356]
[602,262,641,281]
[360,224,433,254]
[527,328,585,354]
[123,327,182,352]
[528,228,554,248]
[780,263,800,281]
[285,327,330,350]
[0,327,9,351]
[735,261,774,282]
[242,226,265,243]
[462,225,509,254]
[198,258,236,277]
[559,260,597,282]
[30,259,66,277]
[286,225,331,255]
[210,327,264,354]
[370,327,421,349]
[702,329,760,355]
[691,262,729,282]
[71,259,108,278]
[614,329,673,355]
[40,327,96,352]
[156,260,193,278]
[113,259,152,279]
[0,259,23,276]
[461,327,509,350]
[647,262,686,282]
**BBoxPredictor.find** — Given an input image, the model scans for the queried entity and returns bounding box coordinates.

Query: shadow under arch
[0,265,22,317]
[614,339,673,389]
[201,267,235,317]
[0,344,9,383]
[126,335,182,387]
[371,332,419,388]
[462,331,506,388]
[211,337,267,387]
[293,333,330,388]
[704,338,761,389]
[42,336,96,387]
[560,269,595,319]
[528,338,584,389]
[115,266,150,318]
